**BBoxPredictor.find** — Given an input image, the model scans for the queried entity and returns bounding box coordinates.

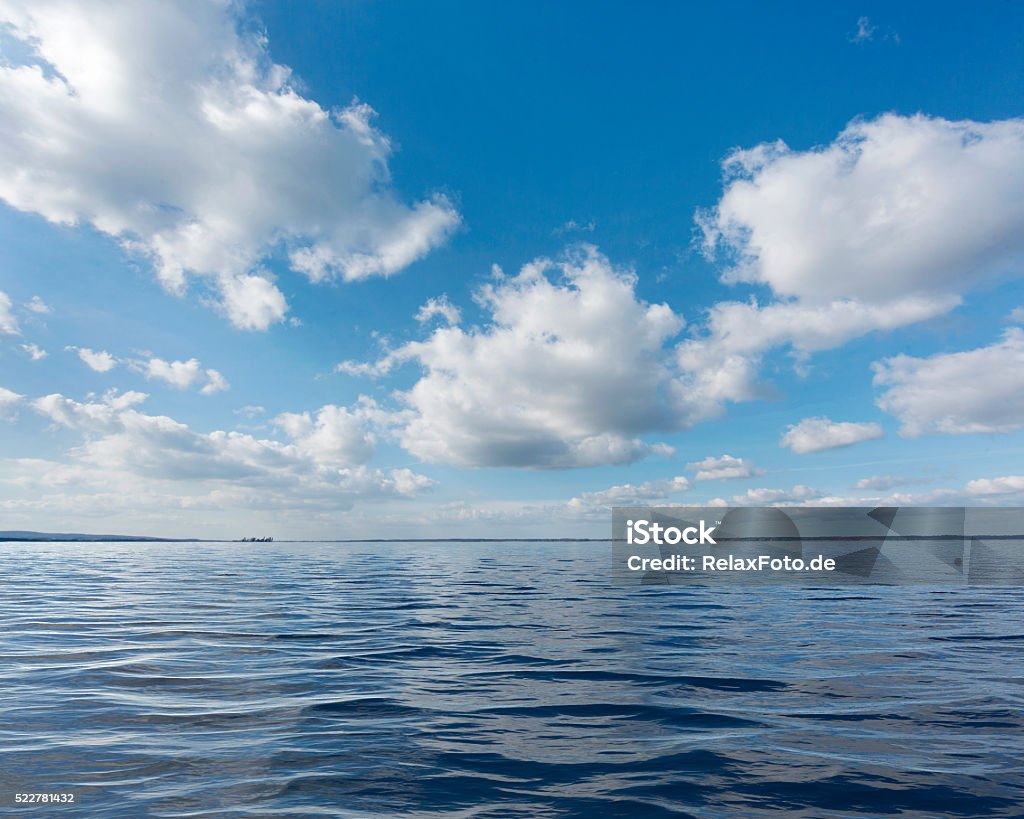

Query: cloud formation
[67,346,117,373]
[780,416,884,454]
[343,247,690,468]
[566,476,689,512]
[874,328,1024,436]
[687,454,760,481]
[0,0,458,330]
[0,291,18,335]
[14,390,429,520]
[20,343,46,361]
[140,357,229,395]
[0,386,22,418]
[686,114,1024,408]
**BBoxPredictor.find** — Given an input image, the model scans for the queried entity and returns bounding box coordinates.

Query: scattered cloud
[15,390,430,518]
[687,454,761,481]
[729,484,825,505]
[855,475,926,491]
[343,247,689,468]
[687,114,1024,407]
[850,16,877,43]
[1007,306,1024,324]
[849,16,899,45]
[0,0,458,330]
[20,343,47,361]
[700,115,1024,303]
[0,291,19,335]
[554,219,596,236]
[24,296,50,315]
[874,328,1024,436]
[965,475,1024,497]
[781,416,884,454]
[66,346,117,373]
[234,405,266,418]
[141,357,202,389]
[415,296,460,326]
[200,369,229,396]
[566,476,689,513]
[0,387,23,418]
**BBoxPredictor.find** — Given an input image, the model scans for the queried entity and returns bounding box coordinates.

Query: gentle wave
[1,540,1022,817]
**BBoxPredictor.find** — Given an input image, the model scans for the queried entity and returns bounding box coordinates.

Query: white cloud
[20,343,47,360]
[415,296,460,326]
[24,295,50,314]
[687,454,760,481]
[0,386,23,418]
[274,403,378,468]
[965,475,1024,497]
[131,357,229,394]
[20,390,427,514]
[67,346,117,373]
[346,247,689,468]
[566,476,689,512]
[676,294,957,405]
[729,484,825,505]
[874,329,1024,436]
[0,1,458,330]
[1007,306,1024,324]
[684,114,1024,407]
[200,368,229,395]
[143,357,202,389]
[0,291,19,335]
[234,404,265,418]
[780,416,884,454]
[700,115,1024,303]
[855,475,924,491]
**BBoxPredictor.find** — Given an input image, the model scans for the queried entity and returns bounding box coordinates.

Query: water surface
[1,540,1022,817]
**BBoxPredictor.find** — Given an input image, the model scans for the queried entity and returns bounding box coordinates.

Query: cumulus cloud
[0,291,18,335]
[874,329,1024,437]
[142,357,202,389]
[140,357,229,395]
[66,346,117,373]
[687,454,761,481]
[274,403,378,468]
[566,476,689,512]
[965,476,1024,497]
[0,0,458,330]
[20,343,47,361]
[700,114,1024,303]
[0,386,23,418]
[20,389,428,513]
[344,247,689,468]
[686,114,1024,407]
[780,416,884,454]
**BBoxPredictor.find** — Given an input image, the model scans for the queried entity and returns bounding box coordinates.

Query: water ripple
[1,540,1022,817]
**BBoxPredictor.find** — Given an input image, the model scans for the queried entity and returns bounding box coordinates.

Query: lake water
[1,540,1022,817]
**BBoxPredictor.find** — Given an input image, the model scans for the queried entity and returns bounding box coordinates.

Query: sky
[2,0,1024,538]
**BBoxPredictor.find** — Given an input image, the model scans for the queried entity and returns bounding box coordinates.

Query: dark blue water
[1,541,1022,817]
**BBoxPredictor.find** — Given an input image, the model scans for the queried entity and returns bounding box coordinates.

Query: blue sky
[2,1,1024,538]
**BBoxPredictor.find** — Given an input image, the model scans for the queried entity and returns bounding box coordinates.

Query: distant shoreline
[5,534,1024,544]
